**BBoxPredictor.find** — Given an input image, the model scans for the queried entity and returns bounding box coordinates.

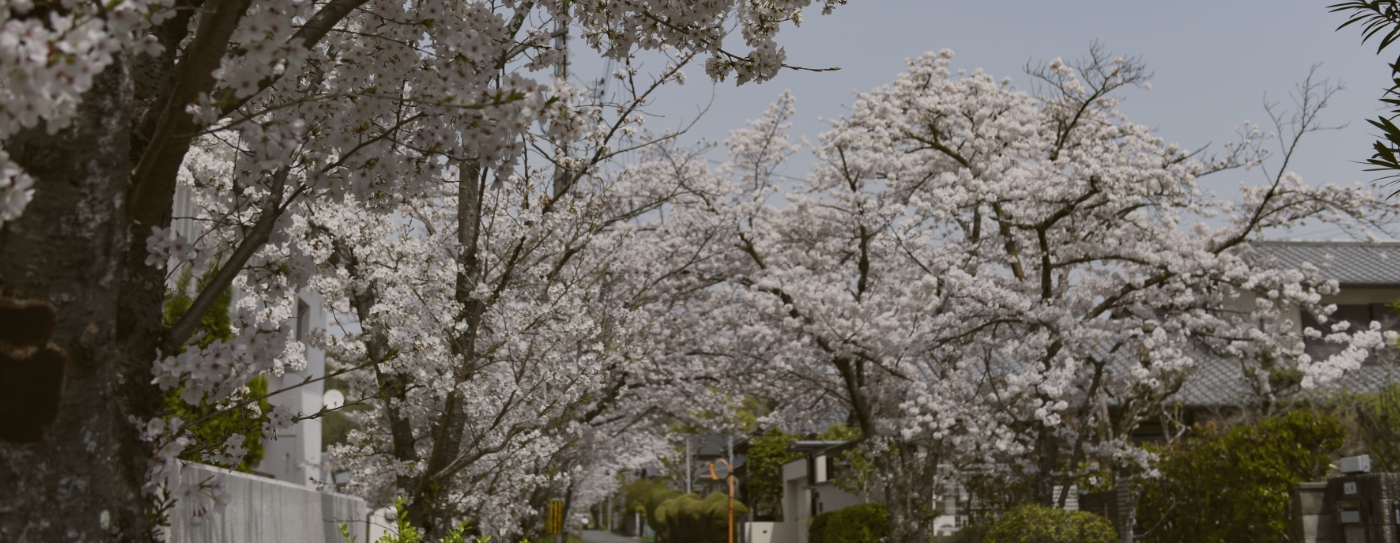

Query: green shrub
[744,429,802,520]
[982,504,1115,543]
[951,523,990,543]
[623,478,680,534]
[1332,383,1400,472]
[1135,411,1345,543]
[361,497,478,543]
[809,503,888,543]
[653,492,748,543]
[161,266,269,472]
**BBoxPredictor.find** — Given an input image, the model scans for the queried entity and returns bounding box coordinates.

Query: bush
[162,266,268,472]
[1333,383,1400,472]
[1135,410,1345,543]
[623,478,680,534]
[951,523,990,543]
[652,492,748,543]
[982,504,1115,543]
[809,503,888,543]
[744,429,802,520]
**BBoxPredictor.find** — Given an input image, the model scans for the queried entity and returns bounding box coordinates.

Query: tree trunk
[0,57,165,542]
[1032,425,1060,507]
[879,443,935,543]
[406,159,485,538]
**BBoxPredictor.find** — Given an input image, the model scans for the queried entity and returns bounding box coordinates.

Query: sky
[568,0,1397,239]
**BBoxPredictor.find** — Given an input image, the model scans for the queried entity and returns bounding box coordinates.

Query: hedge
[653,492,748,543]
[810,503,888,543]
[983,504,1115,543]
[1135,410,1345,543]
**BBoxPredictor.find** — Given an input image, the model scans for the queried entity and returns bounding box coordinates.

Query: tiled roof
[1084,339,1394,408]
[1251,240,1400,286]
[1172,348,1398,407]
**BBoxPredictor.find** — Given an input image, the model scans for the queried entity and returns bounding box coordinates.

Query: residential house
[1129,240,1400,442]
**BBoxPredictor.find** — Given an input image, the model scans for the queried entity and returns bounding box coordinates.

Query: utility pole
[728,435,735,543]
[709,459,736,543]
[551,27,573,539]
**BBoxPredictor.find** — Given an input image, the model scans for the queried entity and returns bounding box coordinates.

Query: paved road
[579,529,642,543]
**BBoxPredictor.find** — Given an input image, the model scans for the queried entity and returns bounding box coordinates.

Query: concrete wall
[810,481,862,517]
[168,463,368,543]
[746,521,774,543]
[256,290,327,486]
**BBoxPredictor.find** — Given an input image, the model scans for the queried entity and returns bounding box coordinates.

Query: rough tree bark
[0,59,167,542]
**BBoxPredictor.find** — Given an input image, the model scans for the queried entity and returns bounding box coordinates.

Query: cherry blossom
[637,48,1400,541]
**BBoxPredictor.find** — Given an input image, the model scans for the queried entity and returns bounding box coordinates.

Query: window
[296,299,310,342]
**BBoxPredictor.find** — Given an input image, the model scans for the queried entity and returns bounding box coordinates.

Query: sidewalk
[579,529,644,543]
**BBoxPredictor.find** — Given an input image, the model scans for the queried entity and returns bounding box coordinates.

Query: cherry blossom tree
[0,0,851,540]
[645,48,1400,542]
[301,148,691,536]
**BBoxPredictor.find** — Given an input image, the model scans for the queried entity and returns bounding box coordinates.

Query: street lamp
[708,459,736,543]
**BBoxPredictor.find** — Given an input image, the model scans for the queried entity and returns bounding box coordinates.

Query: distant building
[255,289,327,486]
[172,185,327,487]
[685,433,745,496]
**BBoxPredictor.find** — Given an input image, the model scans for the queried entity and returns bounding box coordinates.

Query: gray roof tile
[1252,240,1400,286]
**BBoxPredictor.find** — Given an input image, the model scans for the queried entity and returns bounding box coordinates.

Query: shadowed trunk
[0,57,166,542]
[832,357,937,543]
[406,159,485,537]
[879,442,938,543]
[1032,425,1061,507]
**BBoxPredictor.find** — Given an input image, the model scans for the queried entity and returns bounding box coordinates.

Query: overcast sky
[568,1,1396,239]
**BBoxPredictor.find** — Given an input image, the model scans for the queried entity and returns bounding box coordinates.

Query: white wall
[257,290,326,486]
[168,463,368,543]
[746,521,775,543]
[771,457,868,543]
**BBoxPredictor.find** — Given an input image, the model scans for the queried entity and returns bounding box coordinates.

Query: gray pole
[686,437,692,495]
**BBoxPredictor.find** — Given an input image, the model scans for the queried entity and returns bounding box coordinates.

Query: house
[745,440,865,543]
[1129,240,1400,442]
[256,289,329,486]
[165,188,364,542]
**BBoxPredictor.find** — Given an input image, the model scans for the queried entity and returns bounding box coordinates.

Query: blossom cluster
[132,415,231,526]
[632,49,1400,528]
[0,0,171,224]
[151,308,295,406]
[145,226,208,271]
